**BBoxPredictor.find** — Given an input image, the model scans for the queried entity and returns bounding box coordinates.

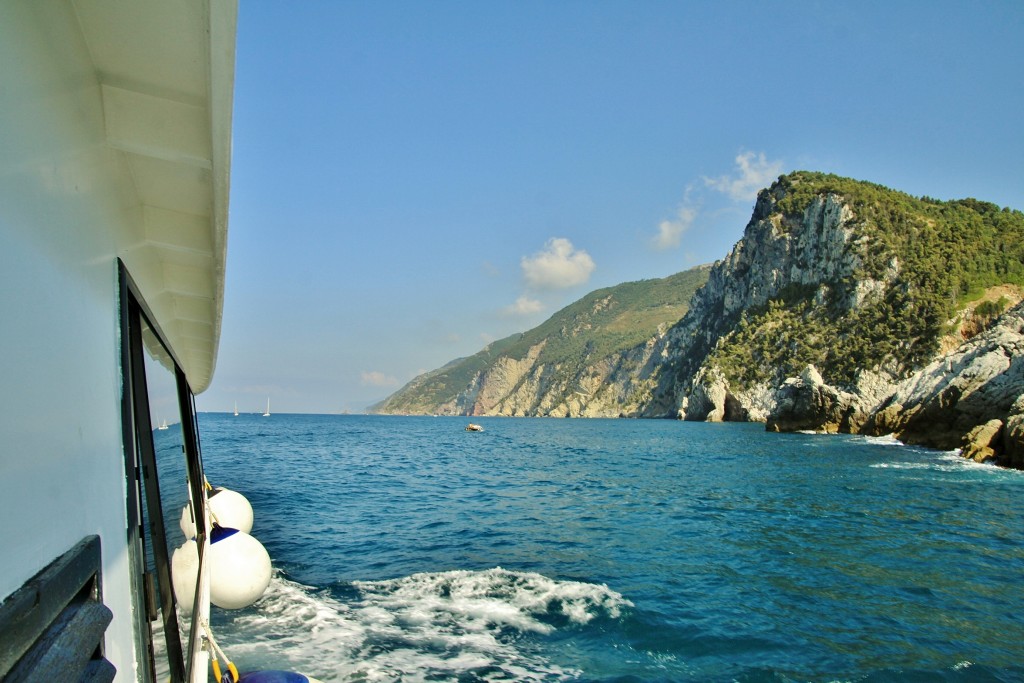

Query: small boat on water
[466,423,484,432]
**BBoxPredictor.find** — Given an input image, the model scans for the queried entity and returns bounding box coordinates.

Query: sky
[195,0,1024,414]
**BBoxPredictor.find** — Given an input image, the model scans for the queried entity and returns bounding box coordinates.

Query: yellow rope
[202,618,239,683]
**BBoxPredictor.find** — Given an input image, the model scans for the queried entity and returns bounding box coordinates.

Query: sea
[196,413,1024,682]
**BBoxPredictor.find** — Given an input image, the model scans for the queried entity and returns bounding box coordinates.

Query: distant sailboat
[234,401,239,417]
[158,418,168,430]
[263,397,271,417]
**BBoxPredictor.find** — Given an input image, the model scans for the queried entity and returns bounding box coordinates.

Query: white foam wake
[215,568,631,682]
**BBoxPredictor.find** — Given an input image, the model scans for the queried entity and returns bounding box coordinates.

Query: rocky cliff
[767,301,1024,467]
[635,182,877,420]
[867,297,1024,467]
[374,172,1024,466]
[640,173,1024,429]
[654,172,1024,467]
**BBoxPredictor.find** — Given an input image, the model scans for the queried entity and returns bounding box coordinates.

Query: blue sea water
[196,413,1024,682]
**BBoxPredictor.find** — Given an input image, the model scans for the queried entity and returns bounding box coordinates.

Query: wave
[869,454,970,472]
[934,450,1024,476]
[869,450,1024,478]
[793,431,910,447]
[869,461,933,470]
[213,568,632,682]
[859,433,905,447]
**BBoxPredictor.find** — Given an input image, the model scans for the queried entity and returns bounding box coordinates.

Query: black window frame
[118,260,209,683]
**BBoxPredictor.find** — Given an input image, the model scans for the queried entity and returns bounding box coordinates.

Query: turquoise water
[197,413,1024,682]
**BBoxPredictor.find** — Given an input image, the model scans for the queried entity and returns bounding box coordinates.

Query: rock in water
[961,419,1004,463]
[865,301,1024,467]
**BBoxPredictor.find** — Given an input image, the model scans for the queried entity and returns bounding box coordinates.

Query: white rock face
[440,321,678,419]
[662,180,1023,467]
[645,184,871,419]
[767,364,859,434]
[761,301,1024,467]
[685,366,729,421]
[866,301,1024,460]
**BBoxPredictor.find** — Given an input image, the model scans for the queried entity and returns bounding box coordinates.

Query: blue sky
[196,0,1024,414]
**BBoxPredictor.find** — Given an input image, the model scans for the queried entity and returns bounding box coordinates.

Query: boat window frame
[118,260,209,683]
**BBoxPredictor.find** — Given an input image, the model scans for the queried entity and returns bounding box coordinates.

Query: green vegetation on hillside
[373,334,521,413]
[501,267,711,368]
[777,172,1024,300]
[710,172,1024,389]
[375,266,711,413]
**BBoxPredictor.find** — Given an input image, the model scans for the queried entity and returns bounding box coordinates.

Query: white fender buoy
[171,539,199,615]
[180,502,197,539]
[180,487,255,538]
[208,487,255,534]
[209,526,272,609]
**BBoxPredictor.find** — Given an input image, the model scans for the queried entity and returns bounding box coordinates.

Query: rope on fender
[202,478,225,526]
[201,617,239,683]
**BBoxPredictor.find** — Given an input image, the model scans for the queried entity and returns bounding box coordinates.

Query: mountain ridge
[371,266,712,416]
[373,171,1024,467]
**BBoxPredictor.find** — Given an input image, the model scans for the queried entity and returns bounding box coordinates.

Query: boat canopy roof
[76,0,237,392]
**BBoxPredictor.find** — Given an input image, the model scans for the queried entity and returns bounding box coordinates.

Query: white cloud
[504,295,544,316]
[360,370,399,387]
[704,151,783,202]
[521,237,595,290]
[652,203,697,251]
